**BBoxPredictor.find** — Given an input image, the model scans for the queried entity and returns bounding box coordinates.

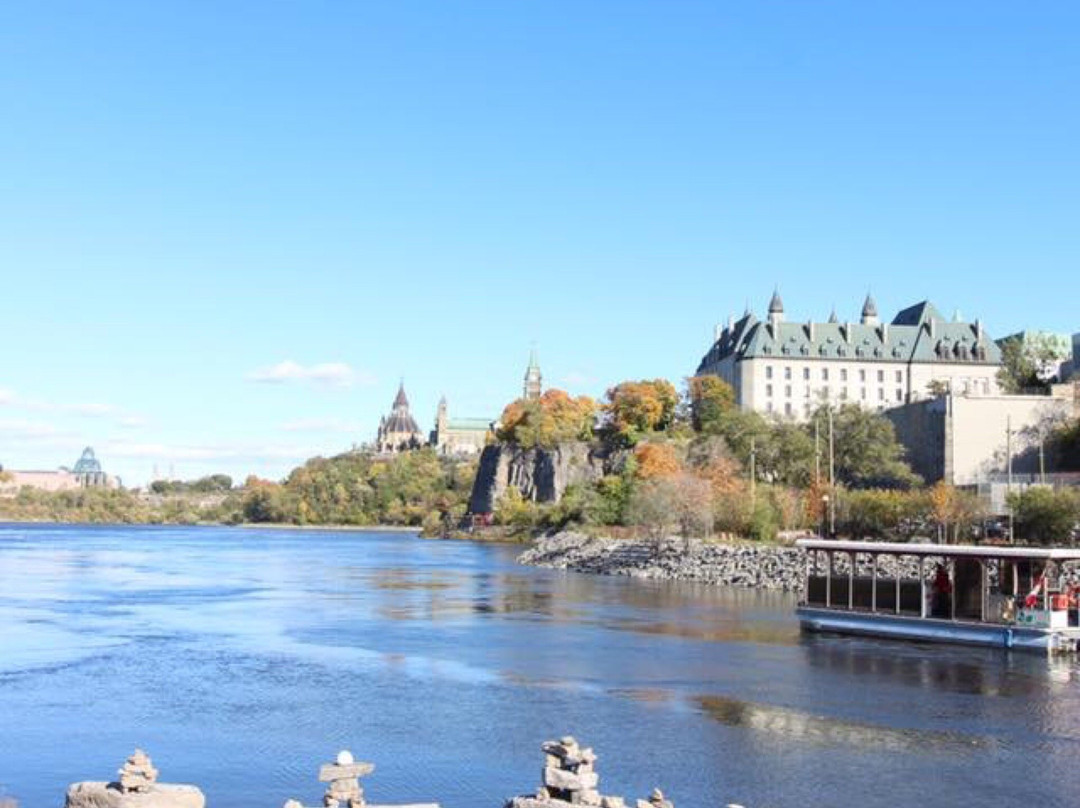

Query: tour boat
[795,539,1080,654]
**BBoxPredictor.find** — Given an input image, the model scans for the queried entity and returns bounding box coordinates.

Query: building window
[766,366,773,380]
[878,388,885,401]
[896,388,903,401]
[803,367,810,380]
[804,386,811,398]
[895,370,903,383]
[877,370,885,383]
[766,401,773,412]
[785,402,793,416]
[785,385,792,398]
[840,388,848,400]
[784,367,792,380]
[822,368,829,381]
[861,387,867,400]
[840,369,848,382]
[766,384,773,397]
[859,369,866,382]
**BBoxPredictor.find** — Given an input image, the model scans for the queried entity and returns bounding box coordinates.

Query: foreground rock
[64,750,204,808]
[518,532,807,592]
[282,749,438,808]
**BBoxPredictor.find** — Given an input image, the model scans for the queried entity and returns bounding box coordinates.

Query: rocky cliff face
[468,443,619,514]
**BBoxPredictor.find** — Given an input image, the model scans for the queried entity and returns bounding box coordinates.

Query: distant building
[696,293,1003,420]
[0,447,119,493]
[523,349,543,400]
[996,330,1074,384]
[430,397,494,456]
[1058,333,1080,382]
[375,383,425,454]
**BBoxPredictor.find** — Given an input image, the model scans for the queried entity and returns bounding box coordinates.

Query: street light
[821,494,830,538]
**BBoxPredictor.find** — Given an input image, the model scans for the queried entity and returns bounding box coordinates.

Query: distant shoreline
[0,519,422,534]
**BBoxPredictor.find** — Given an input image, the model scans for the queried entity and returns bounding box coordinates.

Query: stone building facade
[430,397,493,456]
[696,293,1003,420]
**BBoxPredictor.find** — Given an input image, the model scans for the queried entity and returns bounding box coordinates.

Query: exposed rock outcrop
[468,444,623,514]
[64,750,204,808]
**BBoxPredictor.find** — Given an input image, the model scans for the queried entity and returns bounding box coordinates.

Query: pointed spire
[768,288,784,314]
[860,293,879,326]
[861,293,877,319]
[393,380,409,409]
[828,307,839,324]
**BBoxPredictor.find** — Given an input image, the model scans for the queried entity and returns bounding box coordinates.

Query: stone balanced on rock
[318,750,374,808]
[506,736,671,808]
[64,749,205,808]
[117,749,158,794]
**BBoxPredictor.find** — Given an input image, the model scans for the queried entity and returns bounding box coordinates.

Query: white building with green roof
[696,293,1004,419]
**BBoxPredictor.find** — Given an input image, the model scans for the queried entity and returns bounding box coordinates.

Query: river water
[0,525,1078,808]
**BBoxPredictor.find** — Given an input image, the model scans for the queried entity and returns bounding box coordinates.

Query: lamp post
[821,494,830,538]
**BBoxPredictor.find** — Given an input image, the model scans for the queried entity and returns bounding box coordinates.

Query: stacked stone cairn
[64,749,205,808]
[507,737,671,808]
[318,751,373,808]
[117,749,158,794]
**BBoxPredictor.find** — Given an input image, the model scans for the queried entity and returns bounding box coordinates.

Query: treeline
[148,474,233,495]
[237,448,476,532]
[0,486,235,525]
[491,377,1080,545]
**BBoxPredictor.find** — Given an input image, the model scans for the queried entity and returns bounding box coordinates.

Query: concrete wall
[1,470,82,493]
[887,392,1076,486]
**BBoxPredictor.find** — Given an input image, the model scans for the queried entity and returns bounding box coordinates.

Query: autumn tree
[686,375,736,434]
[633,442,682,480]
[602,379,679,446]
[497,389,597,448]
[626,473,713,540]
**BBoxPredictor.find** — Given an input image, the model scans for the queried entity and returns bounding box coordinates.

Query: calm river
[1,525,1078,808]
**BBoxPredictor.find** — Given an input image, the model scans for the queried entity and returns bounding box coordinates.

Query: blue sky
[1,1,1077,485]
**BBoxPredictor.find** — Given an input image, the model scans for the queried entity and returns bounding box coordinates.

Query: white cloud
[247,360,372,388]
[0,418,69,438]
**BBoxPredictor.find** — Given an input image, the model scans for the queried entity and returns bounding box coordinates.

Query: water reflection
[2,525,1080,808]
[697,695,991,753]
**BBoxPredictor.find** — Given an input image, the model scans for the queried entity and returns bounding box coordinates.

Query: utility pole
[814,417,821,486]
[827,407,836,537]
[1006,416,1014,544]
[749,436,757,505]
[1039,431,1046,484]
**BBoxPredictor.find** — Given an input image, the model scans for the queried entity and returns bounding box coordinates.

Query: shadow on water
[697,694,991,753]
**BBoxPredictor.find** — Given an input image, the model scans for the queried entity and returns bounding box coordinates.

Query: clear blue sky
[1,1,1077,485]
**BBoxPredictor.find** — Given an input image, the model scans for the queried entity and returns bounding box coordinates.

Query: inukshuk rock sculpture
[318,750,374,808]
[635,789,673,808]
[117,749,158,794]
[65,749,205,808]
[508,736,639,808]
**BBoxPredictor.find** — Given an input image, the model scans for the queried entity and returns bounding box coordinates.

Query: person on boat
[932,564,952,618]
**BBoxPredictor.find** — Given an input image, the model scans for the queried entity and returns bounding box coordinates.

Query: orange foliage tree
[603,379,679,445]
[633,442,682,480]
[496,389,597,448]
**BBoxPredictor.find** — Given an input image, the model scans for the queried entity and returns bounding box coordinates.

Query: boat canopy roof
[796,538,1080,561]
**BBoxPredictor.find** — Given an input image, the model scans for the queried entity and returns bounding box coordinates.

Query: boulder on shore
[64,782,205,808]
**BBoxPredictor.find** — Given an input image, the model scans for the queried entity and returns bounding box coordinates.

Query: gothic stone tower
[523,349,542,400]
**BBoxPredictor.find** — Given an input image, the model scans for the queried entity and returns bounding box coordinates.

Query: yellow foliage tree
[604,379,679,445]
[634,442,682,480]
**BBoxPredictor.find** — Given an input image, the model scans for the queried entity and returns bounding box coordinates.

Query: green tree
[808,403,921,489]
[1008,487,1080,546]
[686,375,736,434]
[997,333,1070,393]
